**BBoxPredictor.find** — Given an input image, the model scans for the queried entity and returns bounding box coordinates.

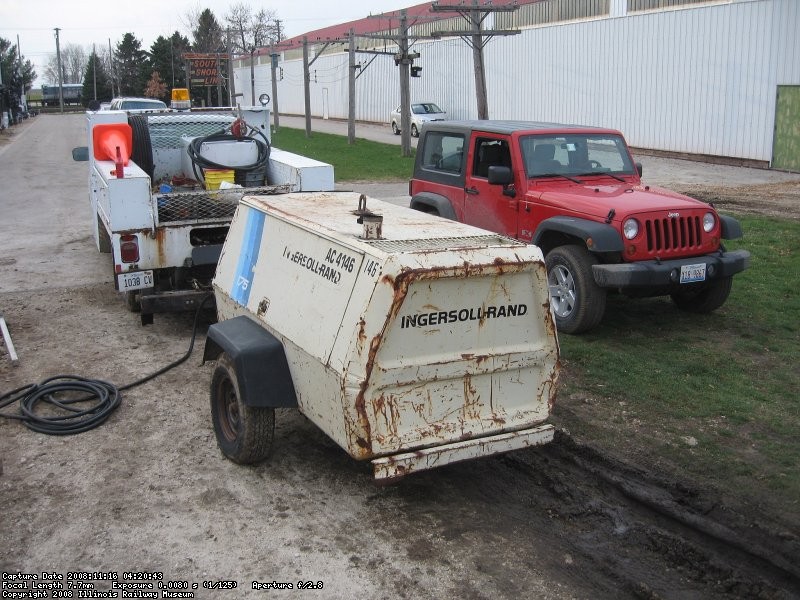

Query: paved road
[276,114,799,206]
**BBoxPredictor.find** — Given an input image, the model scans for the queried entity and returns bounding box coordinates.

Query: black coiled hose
[0,294,213,435]
[187,124,271,184]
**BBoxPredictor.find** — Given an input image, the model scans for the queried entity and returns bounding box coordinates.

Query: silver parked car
[390,102,447,137]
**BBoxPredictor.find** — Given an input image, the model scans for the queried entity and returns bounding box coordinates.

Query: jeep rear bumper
[591,249,750,288]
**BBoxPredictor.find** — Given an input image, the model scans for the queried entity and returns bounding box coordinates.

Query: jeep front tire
[545,246,607,334]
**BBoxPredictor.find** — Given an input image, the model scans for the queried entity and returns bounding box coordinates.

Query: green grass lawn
[268,127,799,524]
[271,126,414,181]
[556,216,800,522]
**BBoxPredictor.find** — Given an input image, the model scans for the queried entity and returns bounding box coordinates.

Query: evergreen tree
[149,32,190,100]
[114,33,148,96]
[81,50,113,105]
[1,37,36,118]
[192,9,225,106]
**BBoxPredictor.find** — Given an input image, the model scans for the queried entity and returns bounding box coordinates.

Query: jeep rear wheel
[392,122,400,135]
[546,246,607,334]
[670,276,732,313]
[210,353,275,464]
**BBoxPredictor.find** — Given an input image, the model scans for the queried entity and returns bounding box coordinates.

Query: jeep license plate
[118,270,154,291]
[680,263,706,284]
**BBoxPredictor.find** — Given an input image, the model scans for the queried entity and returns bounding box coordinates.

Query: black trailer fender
[203,315,297,408]
[533,216,624,254]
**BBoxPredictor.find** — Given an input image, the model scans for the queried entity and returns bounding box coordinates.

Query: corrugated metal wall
[235,0,800,163]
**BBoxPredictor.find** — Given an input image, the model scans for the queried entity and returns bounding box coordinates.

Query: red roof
[260,0,541,55]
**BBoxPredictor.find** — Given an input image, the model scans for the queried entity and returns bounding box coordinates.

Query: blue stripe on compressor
[230,208,266,307]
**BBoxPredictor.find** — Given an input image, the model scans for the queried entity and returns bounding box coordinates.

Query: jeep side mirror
[636,162,643,177]
[487,165,512,186]
[488,165,516,198]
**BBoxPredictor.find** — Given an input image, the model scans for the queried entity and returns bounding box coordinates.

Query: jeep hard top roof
[421,120,618,136]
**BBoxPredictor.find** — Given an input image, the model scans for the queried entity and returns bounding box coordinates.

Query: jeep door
[464,136,518,237]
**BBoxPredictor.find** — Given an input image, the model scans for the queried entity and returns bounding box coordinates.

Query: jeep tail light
[120,234,140,263]
[703,212,716,233]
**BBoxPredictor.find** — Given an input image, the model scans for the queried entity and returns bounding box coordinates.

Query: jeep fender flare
[410,192,458,220]
[203,315,297,408]
[719,214,743,240]
[533,216,624,254]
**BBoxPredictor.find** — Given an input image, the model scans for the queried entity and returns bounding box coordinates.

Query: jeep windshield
[520,133,636,180]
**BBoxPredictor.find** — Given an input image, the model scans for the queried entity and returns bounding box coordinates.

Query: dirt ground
[1,116,799,599]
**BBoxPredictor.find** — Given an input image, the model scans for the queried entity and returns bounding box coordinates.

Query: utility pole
[348,29,356,144]
[270,49,281,131]
[398,11,411,156]
[227,29,235,106]
[92,43,97,100]
[303,37,310,137]
[108,39,115,98]
[302,36,335,138]
[360,10,419,156]
[54,28,63,114]
[17,35,25,112]
[216,53,222,106]
[250,47,256,105]
[430,0,520,120]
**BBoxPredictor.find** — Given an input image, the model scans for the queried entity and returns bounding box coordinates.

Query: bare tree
[44,43,87,84]
[225,3,279,53]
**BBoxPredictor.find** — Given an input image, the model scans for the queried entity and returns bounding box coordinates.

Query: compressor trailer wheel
[210,353,275,463]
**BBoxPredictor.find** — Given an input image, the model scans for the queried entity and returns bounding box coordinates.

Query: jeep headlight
[703,212,716,232]
[623,218,639,240]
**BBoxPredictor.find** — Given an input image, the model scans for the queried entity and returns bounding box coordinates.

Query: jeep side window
[473,138,511,178]
[422,132,464,173]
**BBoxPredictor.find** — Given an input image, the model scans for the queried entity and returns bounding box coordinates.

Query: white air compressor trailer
[204,192,560,481]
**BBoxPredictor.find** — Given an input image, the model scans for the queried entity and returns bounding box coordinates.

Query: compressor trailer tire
[210,353,275,463]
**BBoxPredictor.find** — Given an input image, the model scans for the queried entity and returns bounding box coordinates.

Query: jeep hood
[533,183,711,220]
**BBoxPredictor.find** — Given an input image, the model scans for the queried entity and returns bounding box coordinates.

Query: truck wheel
[392,122,400,135]
[411,124,419,137]
[670,276,732,313]
[210,353,275,464]
[545,246,607,334]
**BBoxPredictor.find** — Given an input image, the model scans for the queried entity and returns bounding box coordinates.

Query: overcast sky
[1,0,415,85]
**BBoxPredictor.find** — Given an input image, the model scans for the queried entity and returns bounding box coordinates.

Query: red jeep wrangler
[409,121,751,334]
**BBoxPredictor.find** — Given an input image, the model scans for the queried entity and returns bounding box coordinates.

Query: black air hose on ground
[0,295,213,435]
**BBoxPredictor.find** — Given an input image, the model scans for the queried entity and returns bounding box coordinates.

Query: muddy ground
[1,116,799,599]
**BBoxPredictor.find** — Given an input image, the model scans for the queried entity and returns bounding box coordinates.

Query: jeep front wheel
[670,276,732,313]
[210,353,275,464]
[545,246,607,334]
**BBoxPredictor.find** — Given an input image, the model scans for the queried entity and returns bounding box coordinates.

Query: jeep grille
[644,216,703,253]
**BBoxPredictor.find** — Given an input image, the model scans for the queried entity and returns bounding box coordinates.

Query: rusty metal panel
[372,424,556,481]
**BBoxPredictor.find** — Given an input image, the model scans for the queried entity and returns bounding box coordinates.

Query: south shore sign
[184,53,225,86]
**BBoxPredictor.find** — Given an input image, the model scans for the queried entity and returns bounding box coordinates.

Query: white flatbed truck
[75,102,333,323]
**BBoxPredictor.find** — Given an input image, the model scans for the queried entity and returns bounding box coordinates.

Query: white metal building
[233,0,800,168]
